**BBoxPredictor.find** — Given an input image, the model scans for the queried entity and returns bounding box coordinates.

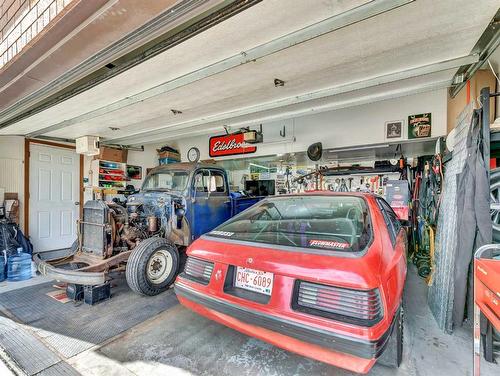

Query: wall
[175,88,448,161]
[0,135,24,228]
[126,143,166,187]
[81,88,447,194]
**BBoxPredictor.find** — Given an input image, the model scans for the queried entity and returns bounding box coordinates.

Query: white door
[29,144,80,252]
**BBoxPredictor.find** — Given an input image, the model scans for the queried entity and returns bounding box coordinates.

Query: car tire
[126,237,179,296]
[378,306,403,368]
[490,168,500,242]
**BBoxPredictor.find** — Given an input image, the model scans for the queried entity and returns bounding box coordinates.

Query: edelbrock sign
[209,133,257,157]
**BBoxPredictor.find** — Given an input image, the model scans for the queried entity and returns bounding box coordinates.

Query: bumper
[34,253,106,285]
[175,281,394,374]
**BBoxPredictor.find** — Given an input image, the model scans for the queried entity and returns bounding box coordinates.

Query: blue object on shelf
[7,251,32,281]
[158,157,180,165]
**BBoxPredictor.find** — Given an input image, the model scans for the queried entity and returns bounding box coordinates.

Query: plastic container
[7,250,32,282]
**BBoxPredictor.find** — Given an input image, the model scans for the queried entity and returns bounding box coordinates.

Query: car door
[192,168,232,239]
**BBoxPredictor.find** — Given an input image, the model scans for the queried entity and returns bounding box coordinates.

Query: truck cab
[129,162,260,246]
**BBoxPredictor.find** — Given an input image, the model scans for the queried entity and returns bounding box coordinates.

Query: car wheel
[490,168,500,242]
[378,307,403,368]
[126,237,179,296]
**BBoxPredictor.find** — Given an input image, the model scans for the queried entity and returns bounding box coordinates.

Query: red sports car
[175,192,407,374]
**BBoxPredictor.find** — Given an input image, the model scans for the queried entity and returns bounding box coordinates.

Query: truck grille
[183,257,214,284]
[293,281,383,327]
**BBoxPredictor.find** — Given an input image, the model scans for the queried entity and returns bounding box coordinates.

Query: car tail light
[293,281,383,326]
[183,257,214,284]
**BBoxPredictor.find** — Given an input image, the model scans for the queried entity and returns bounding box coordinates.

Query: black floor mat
[0,274,178,358]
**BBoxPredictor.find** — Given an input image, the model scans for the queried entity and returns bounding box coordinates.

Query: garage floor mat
[0,274,178,358]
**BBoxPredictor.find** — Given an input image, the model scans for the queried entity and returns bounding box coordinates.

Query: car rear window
[208,195,372,252]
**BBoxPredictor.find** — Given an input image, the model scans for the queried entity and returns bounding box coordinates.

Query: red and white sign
[209,133,256,157]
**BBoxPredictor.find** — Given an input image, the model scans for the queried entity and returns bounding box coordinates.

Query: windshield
[208,195,372,252]
[142,170,189,191]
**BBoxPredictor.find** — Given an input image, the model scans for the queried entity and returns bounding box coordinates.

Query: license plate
[234,267,274,295]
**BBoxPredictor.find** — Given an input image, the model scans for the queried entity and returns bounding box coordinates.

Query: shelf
[99,173,125,177]
[92,159,128,189]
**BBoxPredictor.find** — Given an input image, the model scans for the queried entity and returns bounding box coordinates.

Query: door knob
[75,202,80,206]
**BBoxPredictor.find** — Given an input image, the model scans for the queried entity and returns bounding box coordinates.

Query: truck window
[194,170,227,193]
[142,170,188,192]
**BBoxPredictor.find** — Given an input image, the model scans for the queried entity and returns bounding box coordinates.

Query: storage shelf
[99,173,125,177]
[92,159,127,189]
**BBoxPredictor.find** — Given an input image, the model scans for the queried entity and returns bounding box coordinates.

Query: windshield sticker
[210,230,234,237]
[309,239,350,250]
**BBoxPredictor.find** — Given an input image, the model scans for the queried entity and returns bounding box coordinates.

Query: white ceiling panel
[1,0,498,143]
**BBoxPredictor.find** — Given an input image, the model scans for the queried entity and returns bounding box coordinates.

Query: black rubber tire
[490,168,500,242]
[378,307,403,368]
[126,237,179,296]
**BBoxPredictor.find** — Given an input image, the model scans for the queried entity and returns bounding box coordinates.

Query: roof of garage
[0,0,498,145]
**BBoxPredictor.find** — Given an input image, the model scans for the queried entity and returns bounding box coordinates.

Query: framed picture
[126,165,142,180]
[385,120,403,139]
[408,113,431,139]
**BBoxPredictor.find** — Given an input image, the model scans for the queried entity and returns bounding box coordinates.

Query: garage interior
[0,0,500,375]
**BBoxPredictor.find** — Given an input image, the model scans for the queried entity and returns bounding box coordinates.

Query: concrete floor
[66,266,498,376]
[1,266,498,375]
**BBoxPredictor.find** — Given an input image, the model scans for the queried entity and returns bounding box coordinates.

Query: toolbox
[84,282,111,305]
[66,283,84,301]
[473,244,500,375]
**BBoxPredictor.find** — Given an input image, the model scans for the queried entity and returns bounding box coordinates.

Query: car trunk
[190,235,383,290]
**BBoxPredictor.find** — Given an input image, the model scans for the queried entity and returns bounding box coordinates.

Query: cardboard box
[157,150,180,161]
[96,147,128,163]
[447,69,497,133]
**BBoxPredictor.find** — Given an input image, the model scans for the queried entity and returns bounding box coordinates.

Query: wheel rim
[146,248,173,284]
[490,181,500,233]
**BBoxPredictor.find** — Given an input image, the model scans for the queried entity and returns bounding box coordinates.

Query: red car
[175,192,407,374]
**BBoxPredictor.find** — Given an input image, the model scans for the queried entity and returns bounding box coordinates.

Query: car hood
[127,191,175,217]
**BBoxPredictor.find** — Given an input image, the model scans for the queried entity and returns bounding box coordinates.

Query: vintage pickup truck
[35,162,263,296]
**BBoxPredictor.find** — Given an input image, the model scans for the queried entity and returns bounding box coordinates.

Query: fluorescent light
[327,144,390,153]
